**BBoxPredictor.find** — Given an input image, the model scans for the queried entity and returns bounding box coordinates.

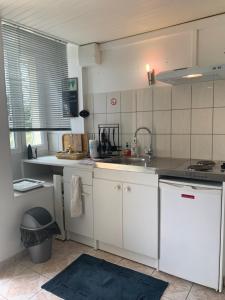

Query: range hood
[155,64,225,85]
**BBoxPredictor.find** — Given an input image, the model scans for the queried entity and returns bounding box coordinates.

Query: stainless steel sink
[100,156,151,167]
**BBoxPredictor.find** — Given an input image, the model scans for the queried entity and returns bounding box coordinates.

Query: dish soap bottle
[123,142,131,157]
[131,136,137,156]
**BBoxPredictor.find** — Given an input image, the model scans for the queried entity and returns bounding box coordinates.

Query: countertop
[22,156,225,181]
[23,156,186,173]
[23,156,95,170]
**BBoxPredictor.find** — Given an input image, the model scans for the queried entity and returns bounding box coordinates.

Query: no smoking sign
[110,98,117,106]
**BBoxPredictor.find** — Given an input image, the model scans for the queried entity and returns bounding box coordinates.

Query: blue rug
[42,254,168,300]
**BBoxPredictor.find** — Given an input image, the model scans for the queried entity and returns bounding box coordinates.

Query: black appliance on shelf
[62,78,79,117]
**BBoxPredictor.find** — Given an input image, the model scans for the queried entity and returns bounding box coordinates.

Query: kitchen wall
[80,14,225,161]
[84,80,225,160]
[0,25,20,262]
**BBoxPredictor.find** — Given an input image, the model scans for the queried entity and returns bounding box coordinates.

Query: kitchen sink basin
[99,156,151,167]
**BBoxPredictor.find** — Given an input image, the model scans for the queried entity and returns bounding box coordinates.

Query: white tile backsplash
[214,80,225,107]
[172,84,191,109]
[86,82,225,160]
[121,112,136,134]
[152,135,171,157]
[172,109,191,134]
[191,108,213,134]
[122,134,134,148]
[93,113,107,133]
[213,107,225,134]
[121,90,136,112]
[213,135,225,160]
[153,110,171,134]
[191,135,212,160]
[107,92,121,113]
[93,93,107,113]
[192,81,213,108]
[137,134,152,156]
[137,111,152,133]
[136,88,153,111]
[153,86,171,110]
[107,113,121,126]
[171,135,190,158]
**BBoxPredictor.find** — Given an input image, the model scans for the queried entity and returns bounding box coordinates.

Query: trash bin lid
[21,207,52,229]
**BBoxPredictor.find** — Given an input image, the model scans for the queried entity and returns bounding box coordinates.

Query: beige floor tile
[152,270,177,283]
[162,280,192,300]
[187,284,225,300]
[0,268,48,300]
[30,290,62,300]
[53,240,92,256]
[19,254,36,269]
[31,252,81,279]
[118,258,154,276]
[0,262,27,285]
[88,249,123,264]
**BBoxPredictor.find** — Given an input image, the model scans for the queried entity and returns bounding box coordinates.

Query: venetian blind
[2,22,71,131]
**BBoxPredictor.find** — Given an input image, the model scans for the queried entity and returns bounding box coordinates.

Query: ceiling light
[182,74,203,79]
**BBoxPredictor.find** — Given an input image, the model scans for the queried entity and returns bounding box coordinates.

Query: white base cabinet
[93,179,123,248]
[93,169,158,259]
[64,183,93,238]
[63,167,94,240]
[123,183,158,258]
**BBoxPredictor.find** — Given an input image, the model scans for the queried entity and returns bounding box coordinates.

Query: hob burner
[187,160,216,171]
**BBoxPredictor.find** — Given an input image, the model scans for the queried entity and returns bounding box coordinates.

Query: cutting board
[62,133,88,153]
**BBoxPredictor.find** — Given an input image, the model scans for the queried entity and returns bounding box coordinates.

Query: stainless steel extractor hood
[155,64,225,85]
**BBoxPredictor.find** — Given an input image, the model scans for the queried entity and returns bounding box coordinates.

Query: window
[2,22,71,132]
[25,132,43,146]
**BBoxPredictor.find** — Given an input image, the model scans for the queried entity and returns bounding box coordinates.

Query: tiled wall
[84,80,225,160]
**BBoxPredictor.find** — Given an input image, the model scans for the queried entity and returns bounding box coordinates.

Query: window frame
[10,131,22,153]
[23,131,48,151]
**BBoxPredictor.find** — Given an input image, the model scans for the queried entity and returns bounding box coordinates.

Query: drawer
[63,167,93,185]
[94,168,158,187]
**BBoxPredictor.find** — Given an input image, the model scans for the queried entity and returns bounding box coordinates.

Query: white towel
[70,175,82,218]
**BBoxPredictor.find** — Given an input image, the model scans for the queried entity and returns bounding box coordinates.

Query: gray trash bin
[20,207,60,264]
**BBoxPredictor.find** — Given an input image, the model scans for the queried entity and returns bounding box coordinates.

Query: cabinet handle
[124,186,131,192]
[114,185,121,191]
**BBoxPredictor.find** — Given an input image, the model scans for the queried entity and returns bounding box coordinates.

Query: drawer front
[94,168,158,187]
[63,167,93,185]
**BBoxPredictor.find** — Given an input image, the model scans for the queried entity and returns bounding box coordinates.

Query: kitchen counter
[95,157,186,174]
[23,156,95,170]
[23,156,225,182]
[23,156,186,174]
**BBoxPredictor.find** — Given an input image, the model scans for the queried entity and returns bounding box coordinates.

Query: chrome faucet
[134,127,153,160]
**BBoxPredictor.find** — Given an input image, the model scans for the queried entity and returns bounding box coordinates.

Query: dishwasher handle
[159,181,221,193]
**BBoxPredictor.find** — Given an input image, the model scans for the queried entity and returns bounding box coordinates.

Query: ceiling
[0,0,225,45]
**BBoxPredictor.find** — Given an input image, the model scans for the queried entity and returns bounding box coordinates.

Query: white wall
[85,14,225,94]
[82,13,225,160]
[0,26,19,262]
[67,43,84,133]
[85,81,225,160]
[87,31,194,93]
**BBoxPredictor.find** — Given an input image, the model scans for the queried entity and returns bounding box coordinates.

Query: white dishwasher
[159,178,222,290]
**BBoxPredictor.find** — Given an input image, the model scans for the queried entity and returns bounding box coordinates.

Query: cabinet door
[123,183,158,258]
[64,183,93,238]
[93,178,123,248]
